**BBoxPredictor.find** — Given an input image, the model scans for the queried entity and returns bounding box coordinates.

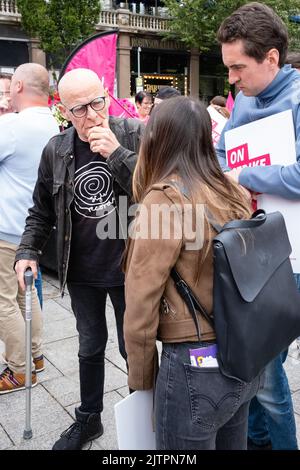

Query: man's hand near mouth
[88,118,120,158]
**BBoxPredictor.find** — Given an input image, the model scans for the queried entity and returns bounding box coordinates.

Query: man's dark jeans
[67,283,126,414]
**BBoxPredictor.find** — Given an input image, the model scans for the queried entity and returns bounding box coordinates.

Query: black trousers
[67,283,126,414]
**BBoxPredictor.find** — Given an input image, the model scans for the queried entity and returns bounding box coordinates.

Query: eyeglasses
[69,96,106,118]
[0,91,10,97]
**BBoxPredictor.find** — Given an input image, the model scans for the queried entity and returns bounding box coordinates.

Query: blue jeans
[247,273,300,450]
[34,269,43,309]
[155,342,261,450]
[67,283,126,414]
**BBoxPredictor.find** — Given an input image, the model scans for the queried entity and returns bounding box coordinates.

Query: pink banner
[65,33,118,97]
[109,95,139,119]
[226,91,235,112]
[227,143,270,169]
[62,32,139,119]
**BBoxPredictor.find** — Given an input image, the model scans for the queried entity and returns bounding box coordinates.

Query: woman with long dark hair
[124,96,261,450]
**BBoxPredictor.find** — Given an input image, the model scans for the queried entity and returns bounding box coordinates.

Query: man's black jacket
[15,116,144,292]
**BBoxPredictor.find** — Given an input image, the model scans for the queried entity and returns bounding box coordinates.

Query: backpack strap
[222,209,266,230]
[166,181,215,337]
[206,209,266,233]
[170,268,215,340]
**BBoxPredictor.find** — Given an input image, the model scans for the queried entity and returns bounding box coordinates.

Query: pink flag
[60,31,138,119]
[63,31,117,97]
[226,91,235,112]
[109,95,139,119]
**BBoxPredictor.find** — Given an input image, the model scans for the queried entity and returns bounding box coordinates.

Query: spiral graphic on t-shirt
[73,161,116,219]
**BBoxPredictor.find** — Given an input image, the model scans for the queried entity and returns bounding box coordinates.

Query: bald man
[15,68,144,450]
[0,73,13,115]
[0,63,59,395]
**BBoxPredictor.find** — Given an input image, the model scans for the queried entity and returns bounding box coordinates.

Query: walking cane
[23,268,33,440]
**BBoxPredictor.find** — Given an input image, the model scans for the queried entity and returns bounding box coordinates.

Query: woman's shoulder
[143,180,186,207]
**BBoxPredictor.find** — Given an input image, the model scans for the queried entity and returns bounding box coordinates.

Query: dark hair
[133,96,250,215]
[210,96,230,119]
[217,2,288,67]
[156,86,181,100]
[286,51,300,69]
[135,90,152,105]
[0,72,12,80]
[130,97,251,277]
[210,95,227,107]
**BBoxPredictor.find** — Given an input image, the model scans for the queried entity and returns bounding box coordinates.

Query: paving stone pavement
[0,272,300,450]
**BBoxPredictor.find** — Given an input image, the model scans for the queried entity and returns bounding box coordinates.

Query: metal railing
[99,10,170,31]
[0,2,170,32]
[99,10,118,27]
[0,0,20,16]
[129,12,169,31]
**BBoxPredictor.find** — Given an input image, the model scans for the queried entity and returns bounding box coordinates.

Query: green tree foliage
[17,0,101,62]
[162,0,300,53]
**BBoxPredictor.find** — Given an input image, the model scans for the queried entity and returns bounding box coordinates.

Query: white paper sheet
[114,390,156,450]
[225,110,300,272]
[207,105,228,146]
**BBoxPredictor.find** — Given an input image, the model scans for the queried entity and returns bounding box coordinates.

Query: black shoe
[247,437,272,450]
[52,408,104,450]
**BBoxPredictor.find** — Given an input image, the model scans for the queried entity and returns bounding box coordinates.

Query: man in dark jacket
[15,68,144,450]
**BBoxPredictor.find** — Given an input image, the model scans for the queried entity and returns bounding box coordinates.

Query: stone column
[117,32,131,98]
[28,39,46,67]
[189,48,200,98]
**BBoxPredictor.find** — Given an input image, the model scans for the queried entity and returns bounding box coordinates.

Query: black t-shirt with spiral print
[67,134,125,286]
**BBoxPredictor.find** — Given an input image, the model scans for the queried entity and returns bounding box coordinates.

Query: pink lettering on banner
[211,119,218,130]
[227,143,249,168]
[248,154,271,167]
[227,144,271,168]
[212,130,221,145]
[211,119,221,144]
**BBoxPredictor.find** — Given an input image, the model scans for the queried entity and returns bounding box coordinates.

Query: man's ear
[267,48,280,68]
[16,80,23,94]
[57,103,69,120]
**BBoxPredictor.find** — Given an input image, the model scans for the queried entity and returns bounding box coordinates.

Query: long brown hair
[128,96,251,278]
[133,96,250,220]
[129,97,252,278]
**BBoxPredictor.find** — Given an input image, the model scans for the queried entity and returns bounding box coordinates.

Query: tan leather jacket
[124,182,217,390]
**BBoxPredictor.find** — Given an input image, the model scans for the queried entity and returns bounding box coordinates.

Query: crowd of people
[0,1,299,451]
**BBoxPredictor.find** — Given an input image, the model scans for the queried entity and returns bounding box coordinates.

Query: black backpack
[171,209,300,382]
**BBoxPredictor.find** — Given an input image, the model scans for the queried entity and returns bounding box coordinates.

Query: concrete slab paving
[116,386,130,399]
[33,358,63,383]
[104,361,128,394]
[283,355,300,393]
[42,336,79,375]
[42,282,60,301]
[0,386,73,446]
[42,375,81,408]
[53,294,73,312]
[0,273,299,450]
[0,425,13,450]
[42,298,73,325]
[295,413,300,445]
[291,389,300,415]
[105,347,127,373]
[286,340,300,360]
[43,316,78,344]
[10,425,74,451]
[42,272,60,289]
